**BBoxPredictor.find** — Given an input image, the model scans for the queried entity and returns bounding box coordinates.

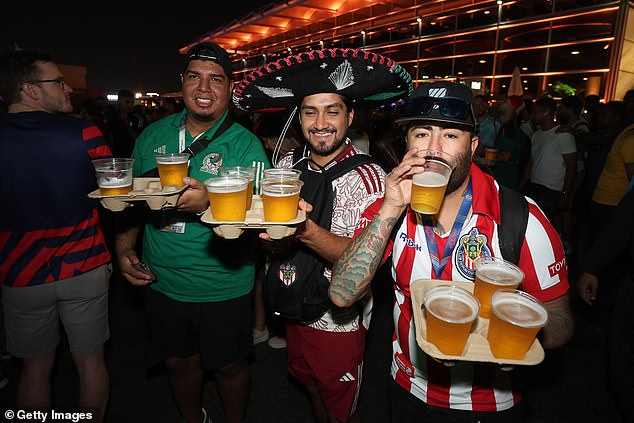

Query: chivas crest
[455,227,491,279]
[278,263,296,286]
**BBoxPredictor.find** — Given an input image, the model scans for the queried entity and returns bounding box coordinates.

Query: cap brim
[395,116,475,131]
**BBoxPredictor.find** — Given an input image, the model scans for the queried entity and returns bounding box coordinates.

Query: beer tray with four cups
[411,279,545,366]
[88,178,188,212]
[200,194,306,240]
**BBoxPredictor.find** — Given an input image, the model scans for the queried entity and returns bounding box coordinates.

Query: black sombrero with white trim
[233,48,413,112]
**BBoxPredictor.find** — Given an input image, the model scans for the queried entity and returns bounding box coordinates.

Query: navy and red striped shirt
[0,111,112,287]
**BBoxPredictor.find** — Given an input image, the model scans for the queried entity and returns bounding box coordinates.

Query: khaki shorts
[2,264,111,358]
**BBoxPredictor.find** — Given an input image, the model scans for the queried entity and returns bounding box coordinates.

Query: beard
[446,149,472,195]
[308,131,346,157]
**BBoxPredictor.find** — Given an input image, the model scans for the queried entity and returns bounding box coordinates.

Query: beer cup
[219,166,257,210]
[263,168,302,180]
[423,285,480,356]
[410,150,454,215]
[205,175,250,221]
[155,153,190,187]
[261,178,304,222]
[485,147,499,161]
[487,289,548,360]
[473,256,525,318]
[92,158,134,195]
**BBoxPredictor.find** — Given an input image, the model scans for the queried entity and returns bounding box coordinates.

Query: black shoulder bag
[265,151,379,322]
[140,117,234,177]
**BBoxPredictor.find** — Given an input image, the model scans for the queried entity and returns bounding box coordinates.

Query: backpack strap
[497,185,529,265]
[183,116,234,157]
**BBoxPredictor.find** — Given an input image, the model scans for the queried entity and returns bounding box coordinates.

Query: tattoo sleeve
[539,293,575,349]
[329,212,398,307]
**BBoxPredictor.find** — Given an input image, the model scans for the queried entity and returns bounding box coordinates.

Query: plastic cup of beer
[473,256,525,319]
[155,153,190,188]
[423,284,480,356]
[485,147,499,161]
[205,175,250,221]
[261,178,304,222]
[410,150,454,215]
[263,168,302,180]
[92,158,134,195]
[219,166,257,210]
[487,289,548,360]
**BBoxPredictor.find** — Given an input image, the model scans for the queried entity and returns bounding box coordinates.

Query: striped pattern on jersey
[356,164,569,412]
[0,114,112,287]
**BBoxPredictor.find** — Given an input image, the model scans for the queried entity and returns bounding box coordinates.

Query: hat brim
[395,116,475,132]
[233,48,412,112]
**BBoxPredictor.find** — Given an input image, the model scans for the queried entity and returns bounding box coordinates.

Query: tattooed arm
[539,293,575,349]
[329,210,400,307]
[330,147,428,308]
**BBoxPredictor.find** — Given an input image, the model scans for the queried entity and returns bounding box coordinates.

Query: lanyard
[423,180,473,279]
[178,113,208,152]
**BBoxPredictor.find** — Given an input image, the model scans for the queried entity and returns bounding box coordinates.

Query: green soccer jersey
[132,109,270,302]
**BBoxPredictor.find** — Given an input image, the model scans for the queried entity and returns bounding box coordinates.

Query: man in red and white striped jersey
[329,81,574,422]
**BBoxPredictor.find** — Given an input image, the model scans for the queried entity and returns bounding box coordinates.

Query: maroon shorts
[286,322,367,422]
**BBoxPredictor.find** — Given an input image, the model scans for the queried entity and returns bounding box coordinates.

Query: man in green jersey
[115,42,270,423]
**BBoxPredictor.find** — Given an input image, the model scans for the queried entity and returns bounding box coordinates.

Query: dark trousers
[609,273,634,423]
[389,380,525,423]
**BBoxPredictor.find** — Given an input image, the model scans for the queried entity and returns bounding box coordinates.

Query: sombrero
[233,48,412,113]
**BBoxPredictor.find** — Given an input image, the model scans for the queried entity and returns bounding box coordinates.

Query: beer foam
[99,176,131,188]
[206,179,247,193]
[492,297,548,327]
[477,264,521,285]
[426,295,478,323]
[262,181,302,196]
[413,171,448,187]
[156,156,189,164]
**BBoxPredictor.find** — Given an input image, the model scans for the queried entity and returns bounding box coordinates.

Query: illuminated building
[182,0,634,101]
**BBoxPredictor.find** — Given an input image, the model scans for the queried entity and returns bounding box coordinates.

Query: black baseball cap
[396,81,476,130]
[184,42,232,79]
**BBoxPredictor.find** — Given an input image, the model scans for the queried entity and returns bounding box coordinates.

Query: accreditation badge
[159,211,186,234]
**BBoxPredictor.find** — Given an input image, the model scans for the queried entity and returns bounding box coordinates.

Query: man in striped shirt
[0,50,112,420]
[330,81,574,422]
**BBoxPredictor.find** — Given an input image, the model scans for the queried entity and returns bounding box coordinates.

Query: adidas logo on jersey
[339,372,356,382]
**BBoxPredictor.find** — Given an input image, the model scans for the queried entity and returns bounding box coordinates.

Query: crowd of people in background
[1,43,633,423]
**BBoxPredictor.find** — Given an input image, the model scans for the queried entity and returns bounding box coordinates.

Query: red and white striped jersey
[356,164,569,412]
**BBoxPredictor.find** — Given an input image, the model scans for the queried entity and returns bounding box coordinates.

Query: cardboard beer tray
[88,178,188,212]
[411,279,545,366]
[200,195,306,240]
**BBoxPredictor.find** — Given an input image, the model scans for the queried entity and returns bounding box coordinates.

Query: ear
[470,134,480,157]
[347,108,354,127]
[20,83,40,102]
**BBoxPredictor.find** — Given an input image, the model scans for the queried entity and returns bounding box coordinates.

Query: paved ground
[0,263,625,423]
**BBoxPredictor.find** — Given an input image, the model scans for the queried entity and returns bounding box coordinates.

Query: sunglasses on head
[406,97,473,120]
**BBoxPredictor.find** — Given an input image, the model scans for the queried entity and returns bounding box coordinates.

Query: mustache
[308,128,336,135]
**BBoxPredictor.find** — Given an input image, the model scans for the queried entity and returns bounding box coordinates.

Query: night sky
[2,1,267,96]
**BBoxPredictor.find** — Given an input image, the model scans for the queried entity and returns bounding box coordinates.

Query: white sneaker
[267,336,287,349]
[252,327,270,345]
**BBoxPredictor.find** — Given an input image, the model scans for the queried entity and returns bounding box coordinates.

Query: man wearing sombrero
[234,48,412,422]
